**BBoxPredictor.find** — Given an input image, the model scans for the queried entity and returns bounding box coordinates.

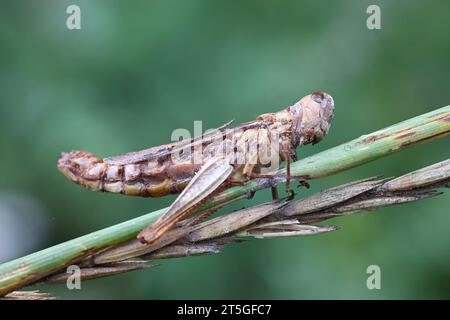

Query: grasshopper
[58,91,335,244]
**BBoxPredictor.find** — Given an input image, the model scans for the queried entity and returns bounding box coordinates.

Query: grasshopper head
[288,91,335,146]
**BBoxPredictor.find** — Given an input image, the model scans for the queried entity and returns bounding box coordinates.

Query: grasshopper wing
[104,120,235,165]
[137,156,234,244]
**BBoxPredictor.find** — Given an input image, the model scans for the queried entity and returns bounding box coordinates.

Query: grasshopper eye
[311,91,325,103]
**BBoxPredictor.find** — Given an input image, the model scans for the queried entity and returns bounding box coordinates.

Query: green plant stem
[0,105,449,296]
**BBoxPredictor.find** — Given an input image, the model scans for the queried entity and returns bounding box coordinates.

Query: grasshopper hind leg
[137,156,234,244]
[185,207,218,227]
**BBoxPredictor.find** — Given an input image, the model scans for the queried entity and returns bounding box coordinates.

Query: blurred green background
[0,0,449,299]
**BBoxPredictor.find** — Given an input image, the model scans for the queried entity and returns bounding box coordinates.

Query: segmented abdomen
[57,151,196,197]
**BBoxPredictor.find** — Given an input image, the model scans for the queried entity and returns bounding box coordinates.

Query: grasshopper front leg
[137,156,234,244]
[281,135,292,194]
[245,135,308,197]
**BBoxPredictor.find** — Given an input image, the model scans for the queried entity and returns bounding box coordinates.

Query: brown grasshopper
[58,91,335,244]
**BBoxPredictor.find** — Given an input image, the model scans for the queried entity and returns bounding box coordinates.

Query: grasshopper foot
[287,189,296,200]
[297,179,310,189]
